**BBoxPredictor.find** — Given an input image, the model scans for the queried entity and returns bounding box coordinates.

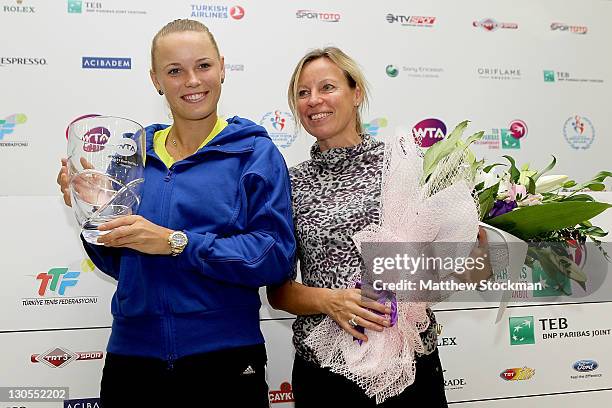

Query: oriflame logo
[31,347,103,368]
[269,382,294,403]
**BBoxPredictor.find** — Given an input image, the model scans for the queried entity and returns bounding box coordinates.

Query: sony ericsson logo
[82,57,131,70]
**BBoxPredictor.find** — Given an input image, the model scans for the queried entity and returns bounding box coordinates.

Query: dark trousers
[292,349,448,407]
[100,344,269,407]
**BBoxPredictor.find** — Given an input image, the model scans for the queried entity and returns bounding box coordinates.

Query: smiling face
[295,57,362,147]
[150,30,224,124]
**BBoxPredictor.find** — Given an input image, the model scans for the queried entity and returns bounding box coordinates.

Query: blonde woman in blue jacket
[57,19,295,407]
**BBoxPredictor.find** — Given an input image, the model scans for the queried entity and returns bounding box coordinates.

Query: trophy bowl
[67,116,146,244]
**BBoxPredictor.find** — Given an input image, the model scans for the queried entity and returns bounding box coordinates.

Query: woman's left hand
[96,215,173,255]
[456,226,494,283]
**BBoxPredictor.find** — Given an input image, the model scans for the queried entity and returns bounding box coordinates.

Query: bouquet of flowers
[304,121,611,403]
[305,121,484,403]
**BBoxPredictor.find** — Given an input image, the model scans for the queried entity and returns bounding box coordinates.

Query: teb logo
[230,5,244,19]
[67,0,82,13]
[544,70,556,82]
[412,118,446,147]
[37,267,80,296]
[0,113,27,140]
[509,316,535,345]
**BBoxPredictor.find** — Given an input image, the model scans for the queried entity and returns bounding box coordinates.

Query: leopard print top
[290,134,438,364]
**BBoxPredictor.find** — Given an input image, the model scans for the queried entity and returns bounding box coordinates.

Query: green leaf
[527,177,536,195]
[503,155,520,183]
[567,171,612,196]
[586,183,606,191]
[533,156,557,182]
[421,121,474,183]
[478,182,499,220]
[562,180,577,188]
[485,201,612,240]
[483,163,504,173]
[560,194,595,202]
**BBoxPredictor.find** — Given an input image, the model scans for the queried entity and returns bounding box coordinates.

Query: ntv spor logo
[260,110,296,148]
[31,347,103,368]
[564,115,595,150]
[473,18,518,31]
[296,10,340,22]
[412,118,446,147]
[386,14,436,27]
[509,316,535,345]
[82,57,131,69]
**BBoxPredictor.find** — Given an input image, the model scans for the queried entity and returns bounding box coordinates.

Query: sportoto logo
[82,127,111,152]
[412,118,446,147]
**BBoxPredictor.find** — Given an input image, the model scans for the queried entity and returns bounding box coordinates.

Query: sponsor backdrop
[1,0,611,406]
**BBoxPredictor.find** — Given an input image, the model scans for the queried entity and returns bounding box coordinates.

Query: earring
[158,89,164,95]
[221,78,225,84]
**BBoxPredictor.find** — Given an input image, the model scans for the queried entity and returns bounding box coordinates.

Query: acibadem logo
[509,316,535,345]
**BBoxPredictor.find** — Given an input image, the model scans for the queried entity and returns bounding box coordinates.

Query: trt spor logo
[37,268,80,296]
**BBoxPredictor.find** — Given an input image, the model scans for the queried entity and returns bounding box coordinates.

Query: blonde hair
[150,19,220,70]
[288,47,370,134]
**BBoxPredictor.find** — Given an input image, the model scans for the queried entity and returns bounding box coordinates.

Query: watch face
[171,232,187,247]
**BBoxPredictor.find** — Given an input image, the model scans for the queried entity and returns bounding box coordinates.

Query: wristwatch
[168,231,188,256]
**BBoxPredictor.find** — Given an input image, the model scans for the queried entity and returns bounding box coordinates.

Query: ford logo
[573,360,598,372]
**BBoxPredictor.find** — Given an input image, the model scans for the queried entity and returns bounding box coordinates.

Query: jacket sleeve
[177,140,296,288]
[80,235,121,280]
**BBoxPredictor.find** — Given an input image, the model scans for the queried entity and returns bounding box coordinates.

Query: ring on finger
[348,314,358,328]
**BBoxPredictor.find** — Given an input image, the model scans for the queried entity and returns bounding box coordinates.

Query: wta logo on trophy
[81,126,111,152]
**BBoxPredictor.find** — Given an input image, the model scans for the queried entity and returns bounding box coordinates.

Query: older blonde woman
[267,47,449,407]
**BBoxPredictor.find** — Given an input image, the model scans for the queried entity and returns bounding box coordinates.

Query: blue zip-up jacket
[82,116,295,363]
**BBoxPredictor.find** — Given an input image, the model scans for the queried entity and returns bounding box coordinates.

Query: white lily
[476,170,499,189]
[535,175,569,193]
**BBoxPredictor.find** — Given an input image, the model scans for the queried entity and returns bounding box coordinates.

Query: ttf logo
[37,268,80,296]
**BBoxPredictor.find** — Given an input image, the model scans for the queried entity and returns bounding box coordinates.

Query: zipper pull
[167,353,175,370]
[164,169,173,182]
